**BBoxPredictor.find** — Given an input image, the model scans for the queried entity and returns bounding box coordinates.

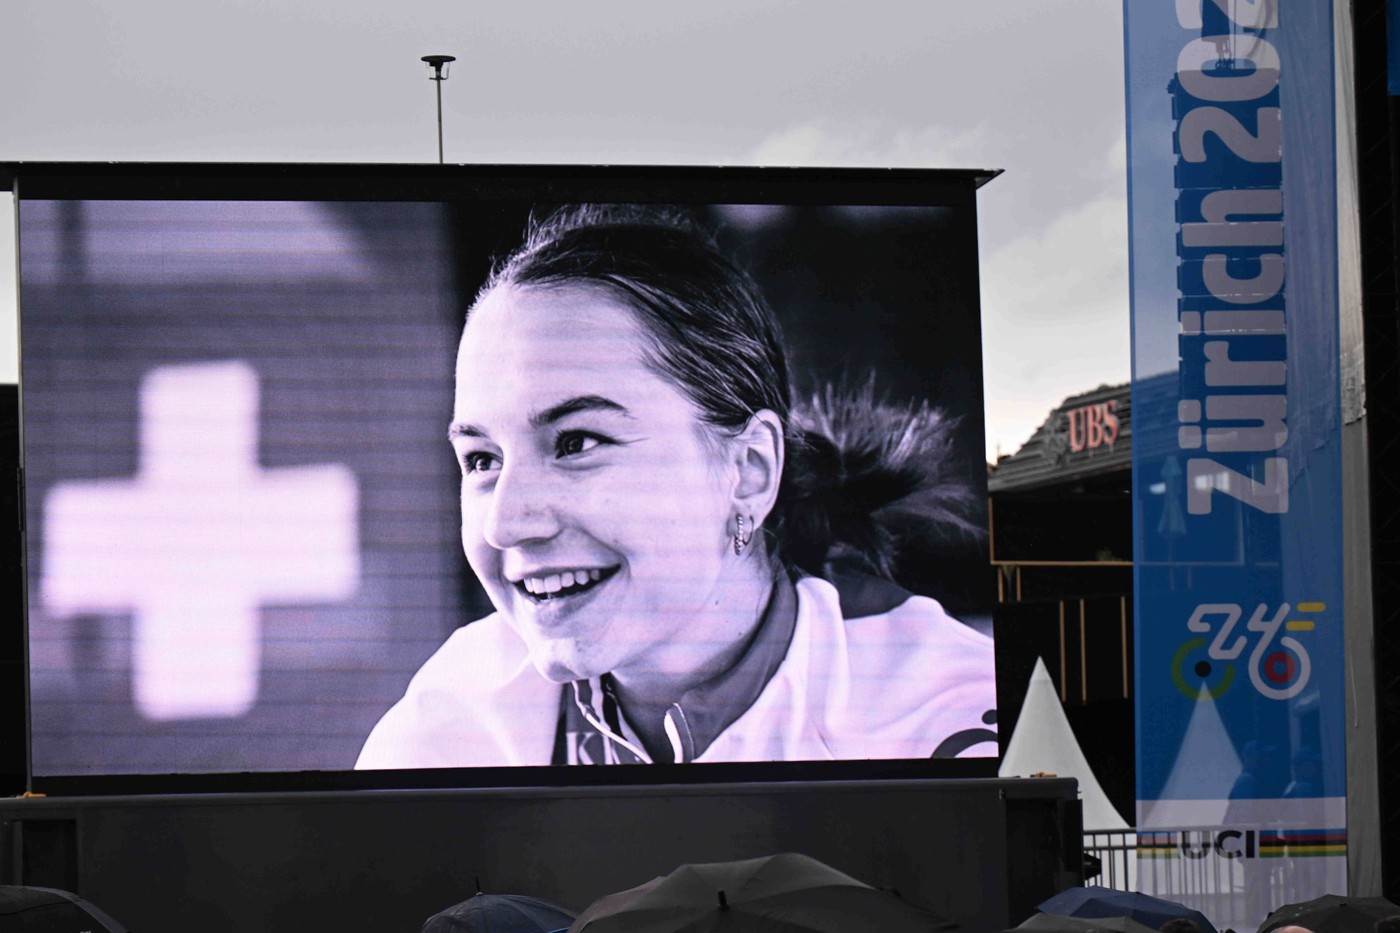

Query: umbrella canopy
[1038,887,1217,933]
[570,852,956,933]
[1258,894,1400,933]
[1011,912,1162,933]
[0,885,127,932]
[422,892,575,933]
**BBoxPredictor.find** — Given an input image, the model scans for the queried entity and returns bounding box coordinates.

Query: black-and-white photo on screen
[20,197,995,776]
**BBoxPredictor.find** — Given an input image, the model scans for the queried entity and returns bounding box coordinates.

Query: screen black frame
[4,161,1001,796]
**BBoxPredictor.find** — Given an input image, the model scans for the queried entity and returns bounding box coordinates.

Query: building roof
[988,382,1131,494]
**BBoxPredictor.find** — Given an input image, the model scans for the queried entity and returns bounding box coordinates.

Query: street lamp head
[421,54,456,81]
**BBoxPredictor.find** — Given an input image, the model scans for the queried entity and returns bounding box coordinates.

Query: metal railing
[1083,827,1338,933]
[1085,827,1244,899]
[1083,828,1139,892]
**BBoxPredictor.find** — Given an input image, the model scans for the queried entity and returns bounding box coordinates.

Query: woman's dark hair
[476,204,978,579]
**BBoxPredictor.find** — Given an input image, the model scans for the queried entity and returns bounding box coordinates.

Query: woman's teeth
[522,568,604,597]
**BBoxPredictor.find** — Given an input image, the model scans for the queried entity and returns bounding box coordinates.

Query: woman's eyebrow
[447,421,486,440]
[529,395,633,428]
[447,395,632,440]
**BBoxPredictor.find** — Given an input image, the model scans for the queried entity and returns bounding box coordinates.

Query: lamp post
[420,54,456,164]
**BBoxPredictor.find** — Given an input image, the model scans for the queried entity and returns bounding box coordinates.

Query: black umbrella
[0,885,127,932]
[570,852,955,933]
[1011,912,1162,933]
[421,892,575,933]
[1258,894,1400,933]
[1038,886,1217,933]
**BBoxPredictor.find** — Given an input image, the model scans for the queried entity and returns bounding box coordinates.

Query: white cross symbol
[42,360,360,720]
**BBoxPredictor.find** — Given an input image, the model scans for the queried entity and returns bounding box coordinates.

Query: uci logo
[1171,601,1320,701]
[1168,829,1260,860]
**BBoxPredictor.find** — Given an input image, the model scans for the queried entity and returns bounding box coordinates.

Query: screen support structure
[1,177,28,796]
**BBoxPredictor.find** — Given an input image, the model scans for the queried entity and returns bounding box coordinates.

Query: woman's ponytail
[768,381,982,581]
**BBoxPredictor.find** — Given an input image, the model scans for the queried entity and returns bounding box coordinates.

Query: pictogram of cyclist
[1170,600,1319,700]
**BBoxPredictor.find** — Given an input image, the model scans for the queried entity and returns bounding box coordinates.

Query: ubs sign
[1066,400,1120,453]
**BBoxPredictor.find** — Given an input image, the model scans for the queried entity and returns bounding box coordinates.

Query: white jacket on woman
[356,575,996,769]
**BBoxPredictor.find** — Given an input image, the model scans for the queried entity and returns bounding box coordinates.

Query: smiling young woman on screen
[355,206,997,769]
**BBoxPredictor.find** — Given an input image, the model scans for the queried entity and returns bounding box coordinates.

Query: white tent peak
[998,657,1129,830]
[1139,683,1243,828]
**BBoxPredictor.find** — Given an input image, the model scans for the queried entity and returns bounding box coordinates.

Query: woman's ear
[731,409,784,526]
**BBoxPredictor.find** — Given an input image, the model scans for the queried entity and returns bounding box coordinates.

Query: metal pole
[435,78,444,164]
[420,55,456,165]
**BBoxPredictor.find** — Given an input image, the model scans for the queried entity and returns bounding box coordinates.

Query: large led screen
[18,172,996,780]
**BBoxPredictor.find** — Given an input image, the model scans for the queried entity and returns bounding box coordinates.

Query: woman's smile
[512,565,618,600]
[506,564,624,633]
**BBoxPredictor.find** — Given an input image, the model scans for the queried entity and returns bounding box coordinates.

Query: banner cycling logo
[1170,600,1320,701]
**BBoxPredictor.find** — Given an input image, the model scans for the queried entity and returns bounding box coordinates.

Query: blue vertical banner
[1126,1,1345,928]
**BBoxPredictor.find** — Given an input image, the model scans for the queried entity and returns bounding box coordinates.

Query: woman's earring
[733,514,754,555]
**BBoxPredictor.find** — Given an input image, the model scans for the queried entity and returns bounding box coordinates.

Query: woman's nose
[479,460,561,550]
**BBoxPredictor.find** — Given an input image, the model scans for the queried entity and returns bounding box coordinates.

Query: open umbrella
[1258,894,1400,933]
[1038,887,1217,933]
[570,852,955,933]
[0,885,128,932]
[1010,912,1162,933]
[422,892,575,933]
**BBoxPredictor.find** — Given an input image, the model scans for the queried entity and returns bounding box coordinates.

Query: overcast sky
[0,0,1129,460]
